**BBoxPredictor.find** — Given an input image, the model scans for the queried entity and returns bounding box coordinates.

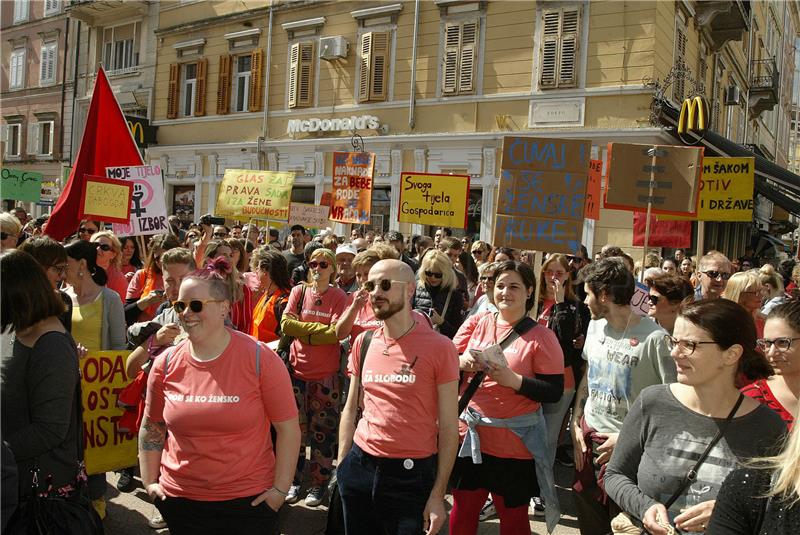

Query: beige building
[142,0,800,256]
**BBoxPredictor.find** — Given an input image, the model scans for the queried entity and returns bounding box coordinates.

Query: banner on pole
[329,152,375,224]
[398,172,470,228]
[493,136,590,254]
[632,213,692,247]
[584,159,602,220]
[1,168,43,202]
[289,202,331,229]
[81,350,137,475]
[215,170,295,220]
[80,175,133,224]
[106,165,169,236]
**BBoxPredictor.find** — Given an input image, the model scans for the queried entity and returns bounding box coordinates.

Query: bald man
[338,260,459,535]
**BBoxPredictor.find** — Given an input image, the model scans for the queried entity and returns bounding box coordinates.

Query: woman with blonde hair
[412,249,465,337]
[759,263,787,315]
[0,212,22,251]
[91,230,128,302]
[722,270,766,337]
[470,240,492,267]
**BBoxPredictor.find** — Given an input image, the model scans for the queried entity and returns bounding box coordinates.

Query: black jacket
[412,284,465,338]
[539,298,590,372]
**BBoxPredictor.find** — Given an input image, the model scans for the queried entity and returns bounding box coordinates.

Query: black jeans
[155,494,279,535]
[337,444,437,535]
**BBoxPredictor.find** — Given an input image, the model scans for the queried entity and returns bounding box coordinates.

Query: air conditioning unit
[319,36,349,60]
[724,85,741,106]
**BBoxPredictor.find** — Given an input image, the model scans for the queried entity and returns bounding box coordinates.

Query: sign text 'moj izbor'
[329,152,375,224]
[215,170,295,220]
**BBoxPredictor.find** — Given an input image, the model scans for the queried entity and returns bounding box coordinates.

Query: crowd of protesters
[1,205,798,535]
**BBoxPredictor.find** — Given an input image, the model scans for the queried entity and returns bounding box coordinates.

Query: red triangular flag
[45,68,143,241]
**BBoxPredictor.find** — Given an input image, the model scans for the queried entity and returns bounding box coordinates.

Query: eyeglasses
[213,232,228,238]
[363,279,407,292]
[308,261,330,269]
[701,270,732,281]
[647,294,660,305]
[480,275,495,283]
[1,232,17,241]
[664,334,717,355]
[78,227,97,235]
[173,299,225,314]
[96,243,112,252]
[49,264,68,275]
[471,250,483,256]
[756,337,800,352]
[566,255,582,263]
[425,271,443,279]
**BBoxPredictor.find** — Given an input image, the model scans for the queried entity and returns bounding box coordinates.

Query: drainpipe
[69,20,81,164]
[58,16,69,167]
[259,4,274,170]
[408,0,420,129]
[743,5,755,144]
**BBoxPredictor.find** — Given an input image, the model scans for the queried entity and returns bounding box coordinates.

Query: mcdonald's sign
[677,96,709,135]
[124,115,157,148]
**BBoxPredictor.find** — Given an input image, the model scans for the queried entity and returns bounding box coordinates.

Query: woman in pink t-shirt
[91,231,128,303]
[140,258,300,534]
[279,247,348,507]
[450,260,565,535]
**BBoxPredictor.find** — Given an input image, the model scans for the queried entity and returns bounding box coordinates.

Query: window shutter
[370,31,390,101]
[558,8,579,87]
[249,48,264,112]
[442,23,460,95]
[458,21,477,93]
[47,46,56,82]
[48,120,58,158]
[194,58,207,116]
[27,123,39,156]
[167,62,180,119]
[297,42,314,107]
[540,10,560,88]
[673,23,687,101]
[288,42,300,108]
[216,55,232,115]
[357,32,373,102]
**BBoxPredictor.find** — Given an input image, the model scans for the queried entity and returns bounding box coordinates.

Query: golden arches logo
[677,96,708,135]
[127,120,144,144]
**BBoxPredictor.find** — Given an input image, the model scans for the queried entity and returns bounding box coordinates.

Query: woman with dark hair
[489,247,516,263]
[76,219,101,240]
[139,257,300,534]
[250,247,292,344]
[18,236,72,331]
[605,299,785,535]
[647,273,695,334]
[458,249,480,305]
[1,251,90,529]
[126,233,181,324]
[450,260,565,534]
[226,238,249,273]
[202,240,254,333]
[119,236,143,278]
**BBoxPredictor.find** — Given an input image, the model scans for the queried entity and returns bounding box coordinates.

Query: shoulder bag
[275,285,306,375]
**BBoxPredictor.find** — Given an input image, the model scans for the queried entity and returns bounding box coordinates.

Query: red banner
[633,212,692,247]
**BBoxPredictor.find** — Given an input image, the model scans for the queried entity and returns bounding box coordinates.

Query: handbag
[432,290,453,333]
[275,285,306,375]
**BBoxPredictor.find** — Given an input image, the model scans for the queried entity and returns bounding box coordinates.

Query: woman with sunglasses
[647,273,694,335]
[139,257,301,534]
[450,260,564,534]
[202,240,254,333]
[250,248,292,344]
[125,234,181,325]
[412,250,466,338]
[91,231,128,303]
[470,241,492,267]
[119,237,143,279]
[742,300,800,429]
[605,299,784,535]
[279,247,349,506]
[77,219,101,240]
[0,212,22,251]
[722,271,766,337]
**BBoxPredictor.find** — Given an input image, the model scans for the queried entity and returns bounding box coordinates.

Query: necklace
[312,284,328,306]
[381,322,416,356]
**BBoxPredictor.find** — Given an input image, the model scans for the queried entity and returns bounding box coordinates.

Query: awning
[659,101,800,217]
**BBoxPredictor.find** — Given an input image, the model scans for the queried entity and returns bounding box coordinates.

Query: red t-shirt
[742,379,795,430]
[348,323,459,458]
[453,313,564,460]
[144,330,298,500]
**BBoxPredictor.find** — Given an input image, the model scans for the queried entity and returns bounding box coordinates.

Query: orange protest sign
[329,152,375,224]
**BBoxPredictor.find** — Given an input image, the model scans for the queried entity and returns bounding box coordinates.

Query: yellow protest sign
[660,157,755,222]
[81,350,138,475]
[215,169,295,220]
[398,172,471,228]
[80,175,133,224]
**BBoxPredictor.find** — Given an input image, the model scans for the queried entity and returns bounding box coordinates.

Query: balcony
[749,59,780,118]
[67,0,149,25]
[695,0,751,51]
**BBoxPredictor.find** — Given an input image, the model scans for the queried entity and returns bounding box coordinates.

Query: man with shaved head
[337,259,460,534]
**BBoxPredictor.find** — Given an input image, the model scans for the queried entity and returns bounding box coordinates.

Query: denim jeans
[337,444,437,535]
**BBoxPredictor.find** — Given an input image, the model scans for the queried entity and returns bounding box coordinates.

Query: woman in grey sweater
[605,299,786,535]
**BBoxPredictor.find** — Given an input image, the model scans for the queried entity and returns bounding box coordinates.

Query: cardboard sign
[80,175,133,224]
[81,350,137,475]
[493,136,590,254]
[632,213,692,248]
[659,157,755,222]
[604,143,703,215]
[289,202,331,229]
[584,159,602,220]
[1,168,42,202]
[398,172,470,228]
[630,281,651,317]
[330,152,375,224]
[215,170,295,220]
[106,165,169,236]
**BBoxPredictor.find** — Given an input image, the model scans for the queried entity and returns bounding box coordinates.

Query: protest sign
[659,157,755,222]
[106,165,169,236]
[81,350,137,475]
[633,213,691,247]
[1,168,42,202]
[493,136,590,254]
[604,143,703,215]
[215,170,295,220]
[630,281,651,317]
[584,159,602,220]
[398,172,470,228]
[289,202,331,229]
[80,175,133,224]
[330,152,375,224]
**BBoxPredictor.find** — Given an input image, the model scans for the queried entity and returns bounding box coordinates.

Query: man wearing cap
[336,244,359,294]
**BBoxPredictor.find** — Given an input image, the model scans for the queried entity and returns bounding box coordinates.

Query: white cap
[336,244,358,257]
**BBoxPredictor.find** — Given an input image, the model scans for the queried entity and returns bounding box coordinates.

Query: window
[288,42,315,108]
[233,55,251,112]
[44,0,60,16]
[442,20,479,95]
[167,59,206,119]
[39,42,57,85]
[13,0,28,23]
[218,50,262,114]
[539,7,581,89]
[3,124,22,158]
[672,13,688,101]
[9,49,25,89]
[102,22,140,73]
[357,32,390,102]
[29,120,54,156]
[182,63,197,117]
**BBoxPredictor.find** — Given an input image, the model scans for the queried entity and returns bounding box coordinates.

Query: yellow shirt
[71,293,104,350]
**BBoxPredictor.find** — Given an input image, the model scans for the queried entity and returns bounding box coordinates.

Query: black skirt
[450,452,540,508]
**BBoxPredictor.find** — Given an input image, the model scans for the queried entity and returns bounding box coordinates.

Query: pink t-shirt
[348,323,459,458]
[144,330,298,501]
[286,284,348,380]
[105,266,128,303]
[453,313,564,460]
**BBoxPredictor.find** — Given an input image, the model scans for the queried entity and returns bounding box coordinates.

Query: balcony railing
[749,58,780,117]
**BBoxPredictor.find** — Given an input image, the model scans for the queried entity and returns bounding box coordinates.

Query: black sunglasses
[702,270,732,281]
[480,275,495,282]
[96,243,112,252]
[425,271,443,279]
[647,294,659,305]
[363,279,407,292]
[308,261,330,269]
[79,227,96,235]
[173,299,224,314]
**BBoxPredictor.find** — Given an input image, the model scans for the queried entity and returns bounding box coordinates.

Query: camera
[200,214,225,226]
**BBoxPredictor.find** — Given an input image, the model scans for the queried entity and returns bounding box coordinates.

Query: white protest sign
[630,281,650,317]
[106,165,169,236]
[289,202,331,229]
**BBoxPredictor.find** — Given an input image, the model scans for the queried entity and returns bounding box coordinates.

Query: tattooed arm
[138,416,167,501]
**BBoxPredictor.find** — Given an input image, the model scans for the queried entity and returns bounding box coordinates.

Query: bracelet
[269,487,288,497]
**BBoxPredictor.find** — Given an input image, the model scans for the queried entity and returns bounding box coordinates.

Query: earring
[78,271,84,278]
